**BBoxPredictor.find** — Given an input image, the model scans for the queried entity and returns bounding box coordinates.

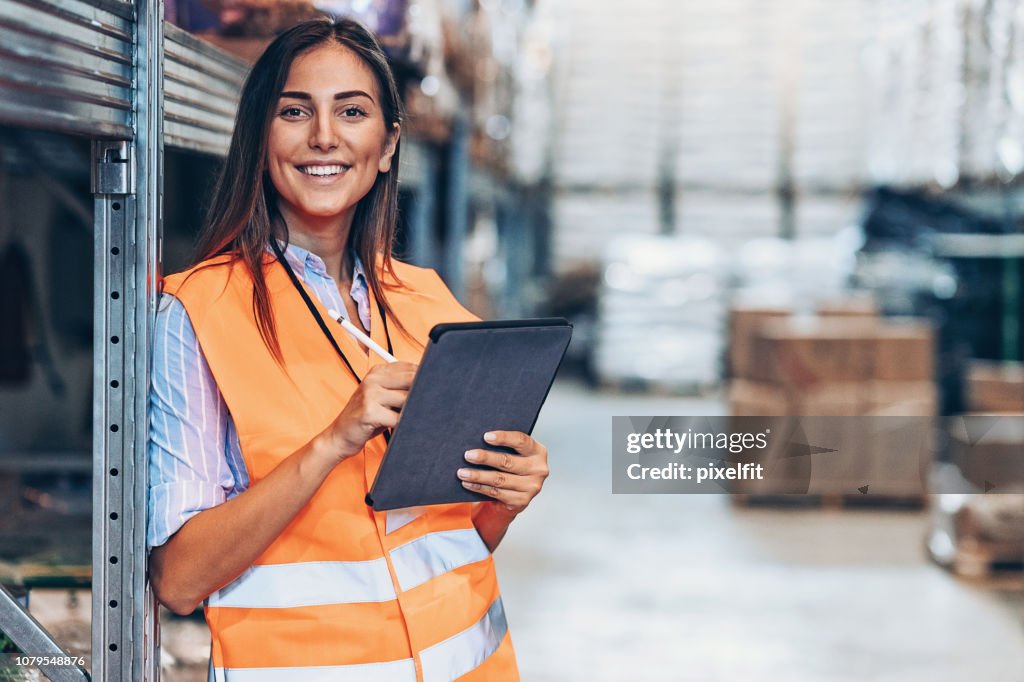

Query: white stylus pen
[327,308,398,363]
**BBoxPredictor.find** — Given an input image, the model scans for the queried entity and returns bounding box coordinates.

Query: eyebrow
[278,90,375,103]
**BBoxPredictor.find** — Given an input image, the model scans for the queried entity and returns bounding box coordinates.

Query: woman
[147,18,547,681]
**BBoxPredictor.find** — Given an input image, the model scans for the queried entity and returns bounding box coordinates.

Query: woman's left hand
[458,431,549,514]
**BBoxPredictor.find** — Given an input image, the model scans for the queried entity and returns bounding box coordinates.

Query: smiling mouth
[297,164,351,177]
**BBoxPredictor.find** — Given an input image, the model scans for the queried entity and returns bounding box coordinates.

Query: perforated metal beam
[90,1,163,679]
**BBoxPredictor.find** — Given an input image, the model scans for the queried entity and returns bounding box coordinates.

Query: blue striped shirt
[147,243,371,549]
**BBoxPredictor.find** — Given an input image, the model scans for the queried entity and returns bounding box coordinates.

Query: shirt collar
[275,241,368,291]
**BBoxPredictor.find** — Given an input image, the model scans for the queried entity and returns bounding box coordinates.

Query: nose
[309,110,339,152]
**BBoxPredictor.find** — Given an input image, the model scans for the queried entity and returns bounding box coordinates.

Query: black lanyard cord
[270,238,362,382]
[269,239,396,446]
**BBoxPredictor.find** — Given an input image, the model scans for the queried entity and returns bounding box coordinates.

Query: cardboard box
[750,318,875,386]
[749,318,934,386]
[727,305,791,379]
[795,383,866,416]
[948,415,1024,491]
[966,361,1024,414]
[872,322,934,382]
[867,381,938,416]
[728,379,786,416]
[728,414,932,496]
[729,379,866,416]
[816,295,878,318]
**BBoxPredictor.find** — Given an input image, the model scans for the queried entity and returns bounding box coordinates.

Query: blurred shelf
[932,234,1024,259]
[469,166,513,206]
[0,451,91,473]
[399,137,431,190]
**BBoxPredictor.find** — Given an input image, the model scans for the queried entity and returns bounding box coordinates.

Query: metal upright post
[91,0,163,679]
[408,147,439,269]
[444,115,470,297]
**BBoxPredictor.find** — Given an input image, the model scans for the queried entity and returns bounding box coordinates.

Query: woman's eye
[341,107,367,118]
[280,107,305,118]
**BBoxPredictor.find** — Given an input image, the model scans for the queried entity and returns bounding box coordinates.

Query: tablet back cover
[367,320,571,511]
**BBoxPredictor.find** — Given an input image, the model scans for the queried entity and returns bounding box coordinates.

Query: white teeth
[300,165,345,176]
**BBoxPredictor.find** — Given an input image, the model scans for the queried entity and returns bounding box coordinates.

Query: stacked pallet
[965,361,1024,415]
[953,360,1024,493]
[929,361,1024,578]
[729,302,936,415]
[727,301,936,503]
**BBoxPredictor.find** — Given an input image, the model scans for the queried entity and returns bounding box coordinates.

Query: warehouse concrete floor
[23,379,1024,681]
[499,379,1024,682]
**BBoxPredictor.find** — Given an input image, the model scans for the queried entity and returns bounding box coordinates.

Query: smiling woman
[191,18,407,354]
[267,44,399,262]
[146,17,546,682]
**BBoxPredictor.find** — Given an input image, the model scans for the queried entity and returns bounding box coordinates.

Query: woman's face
[266,43,398,234]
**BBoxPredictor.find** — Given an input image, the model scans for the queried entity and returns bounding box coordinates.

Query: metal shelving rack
[0,0,249,678]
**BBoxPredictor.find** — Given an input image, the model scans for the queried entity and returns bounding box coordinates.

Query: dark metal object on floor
[0,583,90,681]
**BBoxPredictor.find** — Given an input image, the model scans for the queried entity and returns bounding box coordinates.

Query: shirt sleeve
[147,293,249,549]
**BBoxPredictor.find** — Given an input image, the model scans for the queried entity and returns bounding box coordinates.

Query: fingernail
[461,481,476,489]
[465,450,480,462]
[484,432,497,443]
[457,468,471,479]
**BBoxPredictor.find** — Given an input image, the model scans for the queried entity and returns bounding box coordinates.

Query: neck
[279,207,355,282]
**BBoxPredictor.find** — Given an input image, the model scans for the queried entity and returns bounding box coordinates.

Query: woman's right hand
[323,361,418,463]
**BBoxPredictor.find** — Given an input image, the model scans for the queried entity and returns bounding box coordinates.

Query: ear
[378,122,401,173]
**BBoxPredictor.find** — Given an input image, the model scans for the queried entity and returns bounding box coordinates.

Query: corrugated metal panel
[0,0,133,138]
[163,22,247,156]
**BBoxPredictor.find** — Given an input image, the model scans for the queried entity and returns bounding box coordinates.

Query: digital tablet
[366,318,572,511]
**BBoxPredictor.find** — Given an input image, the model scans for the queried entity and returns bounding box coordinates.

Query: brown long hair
[194,17,406,359]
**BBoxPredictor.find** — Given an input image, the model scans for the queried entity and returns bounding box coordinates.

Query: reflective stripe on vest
[208,557,397,609]
[163,258,519,681]
[421,597,508,682]
[213,657,416,681]
[390,528,491,592]
[208,528,491,608]
[211,597,508,682]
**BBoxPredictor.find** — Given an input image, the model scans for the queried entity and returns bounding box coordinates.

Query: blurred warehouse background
[0,0,1022,679]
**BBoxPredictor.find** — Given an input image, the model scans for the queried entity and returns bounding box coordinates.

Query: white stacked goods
[863,0,1024,186]
[675,191,781,249]
[791,0,870,190]
[674,0,783,190]
[508,0,559,185]
[732,231,860,311]
[548,0,891,273]
[593,235,727,389]
[550,0,670,188]
[795,195,863,239]
[960,0,1002,180]
[1001,3,1024,180]
[551,190,660,276]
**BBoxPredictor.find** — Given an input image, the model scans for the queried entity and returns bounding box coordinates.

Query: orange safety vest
[162,254,519,682]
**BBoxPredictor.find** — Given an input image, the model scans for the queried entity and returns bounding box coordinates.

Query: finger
[481,430,536,455]
[365,403,400,430]
[367,364,417,389]
[370,386,408,410]
[460,480,530,507]
[463,448,524,474]
[457,467,536,492]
